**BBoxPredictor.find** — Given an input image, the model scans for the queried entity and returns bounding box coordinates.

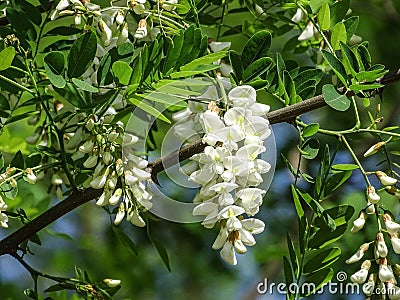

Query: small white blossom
[376,171,397,186]
[98,20,113,46]
[367,186,380,204]
[391,235,400,254]
[114,203,125,225]
[25,168,37,184]
[298,22,319,41]
[291,8,305,23]
[376,233,388,258]
[350,260,371,284]
[134,19,148,39]
[103,279,121,287]
[346,243,369,264]
[351,211,366,233]
[383,214,400,235]
[379,259,395,282]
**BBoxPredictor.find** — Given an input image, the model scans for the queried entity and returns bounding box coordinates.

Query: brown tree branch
[0,69,399,256]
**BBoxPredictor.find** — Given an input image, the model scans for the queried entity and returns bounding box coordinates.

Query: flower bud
[98,19,113,46]
[25,168,37,184]
[351,211,367,233]
[383,214,400,234]
[376,232,388,258]
[367,186,380,204]
[376,171,397,186]
[114,10,125,25]
[366,201,375,215]
[350,267,369,284]
[109,188,122,206]
[379,258,395,282]
[102,151,113,165]
[10,178,17,189]
[51,173,63,185]
[363,273,376,296]
[134,19,147,39]
[114,202,125,225]
[391,235,400,254]
[291,8,305,23]
[75,12,82,26]
[234,239,247,254]
[103,278,121,288]
[346,243,370,264]
[364,141,386,157]
[56,0,70,11]
[127,208,146,227]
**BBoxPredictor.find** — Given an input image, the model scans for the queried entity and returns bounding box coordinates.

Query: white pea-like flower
[56,0,70,11]
[103,278,121,287]
[291,8,305,23]
[350,260,371,284]
[162,0,178,11]
[387,283,400,300]
[220,241,237,265]
[90,167,109,189]
[51,173,63,186]
[117,23,129,45]
[362,274,376,296]
[98,19,113,46]
[25,168,37,184]
[379,259,395,282]
[391,235,400,254]
[75,12,82,26]
[383,214,400,235]
[298,22,319,41]
[376,171,397,186]
[346,243,369,264]
[364,141,386,157]
[114,10,125,25]
[376,232,388,258]
[367,186,380,204]
[0,196,9,228]
[126,207,146,227]
[366,201,375,215]
[114,203,125,225]
[351,211,367,233]
[109,188,122,206]
[134,19,148,39]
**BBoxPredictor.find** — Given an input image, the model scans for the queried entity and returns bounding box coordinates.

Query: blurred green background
[1,0,400,299]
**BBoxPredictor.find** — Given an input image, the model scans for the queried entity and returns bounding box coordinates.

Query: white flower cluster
[72,110,152,227]
[0,194,8,228]
[347,170,400,298]
[175,85,271,265]
[51,0,179,46]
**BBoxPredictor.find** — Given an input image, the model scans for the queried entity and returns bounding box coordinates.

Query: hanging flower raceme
[176,85,272,265]
[72,110,153,228]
